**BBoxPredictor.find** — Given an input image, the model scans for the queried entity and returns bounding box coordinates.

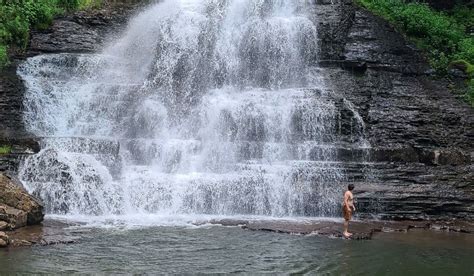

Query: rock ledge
[0,173,44,247]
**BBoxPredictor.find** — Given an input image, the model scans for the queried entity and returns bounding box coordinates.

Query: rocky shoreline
[2,219,78,248]
[1,217,473,249]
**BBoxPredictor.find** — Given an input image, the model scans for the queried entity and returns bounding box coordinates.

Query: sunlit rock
[0,174,43,226]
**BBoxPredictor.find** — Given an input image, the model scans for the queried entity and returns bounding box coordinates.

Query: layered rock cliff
[0,0,472,221]
[314,0,473,220]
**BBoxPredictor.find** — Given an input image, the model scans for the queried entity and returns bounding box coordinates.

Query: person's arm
[350,194,356,211]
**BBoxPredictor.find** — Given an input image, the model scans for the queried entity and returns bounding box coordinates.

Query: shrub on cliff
[58,0,102,10]
[0,1,59,49]
[0,45,7,66]
[356,0,474,106]
[0,145,11,155]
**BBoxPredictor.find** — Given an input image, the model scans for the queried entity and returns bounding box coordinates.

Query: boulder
[0,231,9,247]
[0,204,27,229]
[0,221,7,230]
[0,174,44,225]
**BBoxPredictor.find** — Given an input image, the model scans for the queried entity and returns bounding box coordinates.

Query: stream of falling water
[17,0,368,223]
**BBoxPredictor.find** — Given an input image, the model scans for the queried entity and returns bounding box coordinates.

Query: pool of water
[1,225,473,274]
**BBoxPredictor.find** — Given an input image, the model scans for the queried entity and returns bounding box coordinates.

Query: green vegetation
[355,0,474,106]
[0,145,12,155]
[0,44,7,66]
[78,0,103,9]
[0,0,102,68]
[58,0,103,10]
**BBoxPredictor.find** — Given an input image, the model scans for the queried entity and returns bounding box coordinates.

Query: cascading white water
[17,0,367,219]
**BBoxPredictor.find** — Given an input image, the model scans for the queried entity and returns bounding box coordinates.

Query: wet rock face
[28,2,148,55]
[0,174,44,228]
[0,27,41,176]
[0,65,29,140]
[29,20,100,54]
[316,0,474,220]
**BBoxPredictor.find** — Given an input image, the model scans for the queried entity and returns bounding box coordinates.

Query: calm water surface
[1,226,473,274]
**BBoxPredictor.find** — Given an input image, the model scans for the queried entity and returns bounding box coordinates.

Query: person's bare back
[342,184,355,238]
[344,191,354,210]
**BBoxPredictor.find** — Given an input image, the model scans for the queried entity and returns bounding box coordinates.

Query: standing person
[342,184,355,238]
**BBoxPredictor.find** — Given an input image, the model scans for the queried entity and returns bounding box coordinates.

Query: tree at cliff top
[0,0,102,68]
[356,0,474,106]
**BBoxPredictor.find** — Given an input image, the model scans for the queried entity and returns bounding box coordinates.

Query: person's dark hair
[348,184,355,191]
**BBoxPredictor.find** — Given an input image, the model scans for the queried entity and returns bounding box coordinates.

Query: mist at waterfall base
[17,0,371,226]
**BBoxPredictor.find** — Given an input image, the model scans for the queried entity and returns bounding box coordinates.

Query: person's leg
[346,219,352,236]
[343,220,349,237]
[343,218,353,238]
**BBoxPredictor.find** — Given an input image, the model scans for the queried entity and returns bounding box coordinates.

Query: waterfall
[17,0,367,218]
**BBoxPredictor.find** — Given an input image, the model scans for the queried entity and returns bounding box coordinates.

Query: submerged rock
[5,219,80,248]
[0,174,44,227]
[9,239,32,247]
[207,218,474,240]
